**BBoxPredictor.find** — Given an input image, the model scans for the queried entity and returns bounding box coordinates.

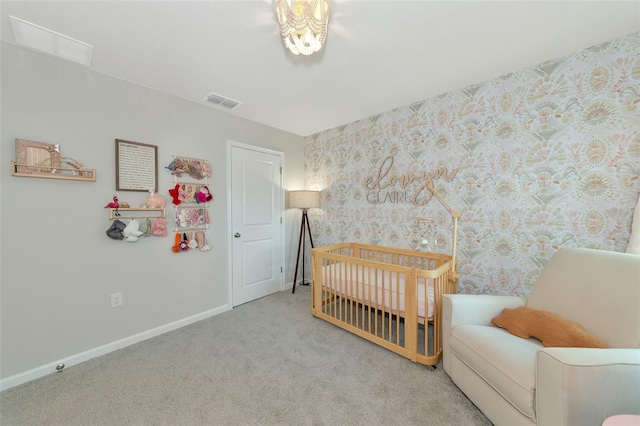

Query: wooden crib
[311,243,458,367]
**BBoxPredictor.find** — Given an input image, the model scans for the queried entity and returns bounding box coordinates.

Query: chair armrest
[443,294,526,328]
[442,294,525,373]
[537,348,640,426]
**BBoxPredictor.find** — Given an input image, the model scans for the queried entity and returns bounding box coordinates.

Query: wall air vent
[204,92,242,110]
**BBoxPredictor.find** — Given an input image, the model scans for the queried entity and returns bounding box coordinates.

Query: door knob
[234,232,241,238]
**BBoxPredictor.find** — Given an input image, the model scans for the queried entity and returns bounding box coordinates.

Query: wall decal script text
[363,156,457,205]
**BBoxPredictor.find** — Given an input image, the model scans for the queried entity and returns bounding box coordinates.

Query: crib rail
[311,243,457,366]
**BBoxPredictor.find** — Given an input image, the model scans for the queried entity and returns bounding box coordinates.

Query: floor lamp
[290,190,320,294]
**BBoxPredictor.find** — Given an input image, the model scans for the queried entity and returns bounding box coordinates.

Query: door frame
[226,140,285,309]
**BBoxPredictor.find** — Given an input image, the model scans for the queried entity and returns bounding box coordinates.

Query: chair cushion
[450,324,540,420]
[491,306,609,348]
[527,247,640,348]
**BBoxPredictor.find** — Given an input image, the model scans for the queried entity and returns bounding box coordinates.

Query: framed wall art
[15,139,61,174]
[115,139,158,192]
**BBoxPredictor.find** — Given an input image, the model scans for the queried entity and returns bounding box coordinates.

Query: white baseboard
[0,304,231,392]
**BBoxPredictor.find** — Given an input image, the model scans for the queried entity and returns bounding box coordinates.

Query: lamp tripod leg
[292,211,306,294]
[305,210,315,249]
[301,216,306,286]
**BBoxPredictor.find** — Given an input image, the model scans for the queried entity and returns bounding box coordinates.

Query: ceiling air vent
[204,92,242,110]
[10,15,93,67]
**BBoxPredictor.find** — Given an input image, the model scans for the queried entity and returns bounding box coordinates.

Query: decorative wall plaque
[15,139,61,174]
[115,139,158,192]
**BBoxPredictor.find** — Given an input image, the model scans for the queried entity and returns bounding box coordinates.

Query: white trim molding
[0,305,230,391]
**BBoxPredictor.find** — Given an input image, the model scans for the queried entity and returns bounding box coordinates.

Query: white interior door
[230,143,284,307]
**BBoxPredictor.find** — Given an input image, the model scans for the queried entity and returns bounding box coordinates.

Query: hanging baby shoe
[172,233,181,253]
[188,232,198,250]
[180,233,190,252]
[199,231,211,251]
[195,230,205,249]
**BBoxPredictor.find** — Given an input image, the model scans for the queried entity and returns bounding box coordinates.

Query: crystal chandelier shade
[276,0,331,56]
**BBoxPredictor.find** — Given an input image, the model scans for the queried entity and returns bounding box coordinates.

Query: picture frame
[115,139,158,192]
[15,139,61,174]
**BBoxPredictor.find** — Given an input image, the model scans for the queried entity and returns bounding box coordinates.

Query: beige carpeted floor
[0,285,491,425]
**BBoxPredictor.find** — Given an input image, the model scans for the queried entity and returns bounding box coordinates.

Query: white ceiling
[1,1,639,137]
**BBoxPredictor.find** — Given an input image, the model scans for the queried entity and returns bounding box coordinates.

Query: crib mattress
[321,262,435,319]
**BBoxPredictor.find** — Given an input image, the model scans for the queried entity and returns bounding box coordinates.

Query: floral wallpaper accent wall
[304,33,640,296]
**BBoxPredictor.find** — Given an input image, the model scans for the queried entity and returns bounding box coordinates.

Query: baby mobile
[165,155,213,253]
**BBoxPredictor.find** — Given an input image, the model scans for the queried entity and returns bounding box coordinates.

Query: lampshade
[275,0,331,56]
[289,190,320,209]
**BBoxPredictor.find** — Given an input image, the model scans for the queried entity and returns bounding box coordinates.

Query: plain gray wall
[0,42,305,381]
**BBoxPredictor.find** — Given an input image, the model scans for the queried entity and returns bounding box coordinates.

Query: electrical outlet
[110,292,123,308]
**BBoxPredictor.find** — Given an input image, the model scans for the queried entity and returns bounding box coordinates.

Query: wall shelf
[109,208,165,220]
[10,161,96,182]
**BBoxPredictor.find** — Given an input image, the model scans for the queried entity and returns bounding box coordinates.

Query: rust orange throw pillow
[491,306,608,348]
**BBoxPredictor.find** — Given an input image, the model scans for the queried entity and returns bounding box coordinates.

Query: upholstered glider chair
[442,247,640,426]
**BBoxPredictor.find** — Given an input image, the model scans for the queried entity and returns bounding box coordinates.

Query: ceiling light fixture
[275,0,331,56]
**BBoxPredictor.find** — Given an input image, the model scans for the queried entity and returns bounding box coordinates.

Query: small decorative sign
[363,155,457,205]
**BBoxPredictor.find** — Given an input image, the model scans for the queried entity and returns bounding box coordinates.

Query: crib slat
[394,271,399,345]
